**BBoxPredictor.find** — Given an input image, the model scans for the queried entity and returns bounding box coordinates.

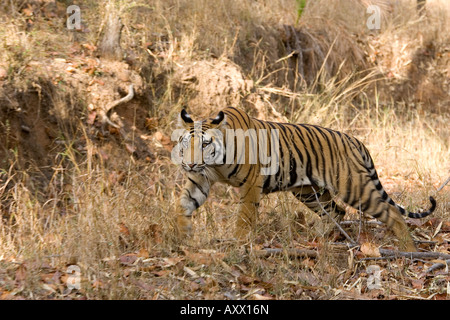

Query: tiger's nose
[188,163,196,169]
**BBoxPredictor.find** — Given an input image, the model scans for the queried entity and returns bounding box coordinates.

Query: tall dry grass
[0,0,448,299]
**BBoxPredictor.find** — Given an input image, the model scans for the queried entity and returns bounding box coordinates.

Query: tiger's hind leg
[292,186,346,221]
[292,186,346,237]
[386,205,416,252]
[337,173,417,252]
[364,201,416,252]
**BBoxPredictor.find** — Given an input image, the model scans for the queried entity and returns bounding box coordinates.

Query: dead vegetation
[0,0,449,300]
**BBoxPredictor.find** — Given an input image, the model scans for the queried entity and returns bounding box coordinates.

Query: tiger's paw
[175,214,192,240]
[398,238,418,252]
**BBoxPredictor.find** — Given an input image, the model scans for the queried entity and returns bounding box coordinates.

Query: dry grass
[0,0,448,300]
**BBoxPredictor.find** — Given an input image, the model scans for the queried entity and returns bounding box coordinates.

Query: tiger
[173,106,436,252]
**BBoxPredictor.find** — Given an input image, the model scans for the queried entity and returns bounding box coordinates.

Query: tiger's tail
[360,143,436,219]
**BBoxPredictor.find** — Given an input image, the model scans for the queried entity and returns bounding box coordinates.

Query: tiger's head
[174,109,226,173]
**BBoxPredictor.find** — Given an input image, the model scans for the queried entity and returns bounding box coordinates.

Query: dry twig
[378,248,450,260]
[253,248,318,259]
[424,259,450,274]
[437,176,450,192]
[98,84,135,129]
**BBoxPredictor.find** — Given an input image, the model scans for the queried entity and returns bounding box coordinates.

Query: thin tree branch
[437,176,450,192]
[253,248,318,259]
[378,248,450,260]
[425,259,450,274]
[340,220,383,226]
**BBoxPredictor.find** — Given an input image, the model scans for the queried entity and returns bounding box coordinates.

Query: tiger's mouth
[181,162,206,173]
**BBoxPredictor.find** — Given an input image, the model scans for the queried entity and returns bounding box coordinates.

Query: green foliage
[295,0,307,24]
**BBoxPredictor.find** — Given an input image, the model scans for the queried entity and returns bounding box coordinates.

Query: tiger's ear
[211,111,226,127]
[179,109,194,126]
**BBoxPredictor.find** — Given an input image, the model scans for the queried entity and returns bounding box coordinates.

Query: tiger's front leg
[176,174,211,238]
[235,183,262,241]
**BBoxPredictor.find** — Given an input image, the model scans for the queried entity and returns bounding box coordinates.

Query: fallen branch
[254,246,450,269]
[253,248,318,259]
[340,220,383,227]
[378,248,450,260]
[437,176,450,192]
[424,259,450,274]
[98,84,134,129]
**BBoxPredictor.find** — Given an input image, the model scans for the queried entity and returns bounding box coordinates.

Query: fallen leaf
[137,248,149,259]
[109,171,125,185]
[0,291,14,300]
[92,279,105,289]
[66,66,77,73]
[251,293,274,300]
[411,279,424,290]
[442,221,450,232]
[185,251,214,265]
[42,283,57,294]
[300,258,315,268]
[82,43,97,52]
[162,257,184,267]
[183,266,199,278]
[41,271,62,286]
[147,223,162,244]
[125,143,136,154]
[153,269,171,277]
[154,131,173,151]
[238,274,261,285]
[189,280,201,291]
[145,117,159,131]
[119,223,130,236]
[54,58,67,63]
[0,67,7,79]
[22,8,33,16]
[184,249,225,266]
[360,242,381,257]
[87,111,97,125]
[120,253,138,266]
[433,293,448,300]
[15,264,27,285]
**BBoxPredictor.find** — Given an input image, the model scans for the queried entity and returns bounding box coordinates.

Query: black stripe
[288,124,304,164]
[302,125,323,168]
[375,182,382,191]
[239,168,253,187]
[267,122,283,189]
[225,110,246,129]
[227,164,239,179]
[314,126,335,186]
[262,174,272,193]
[186,190,200,209]
[294,125,313,182]
[188,177,207,197]
[361,188,376,212]
[280,125,299,188]
[372,211,382,218]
